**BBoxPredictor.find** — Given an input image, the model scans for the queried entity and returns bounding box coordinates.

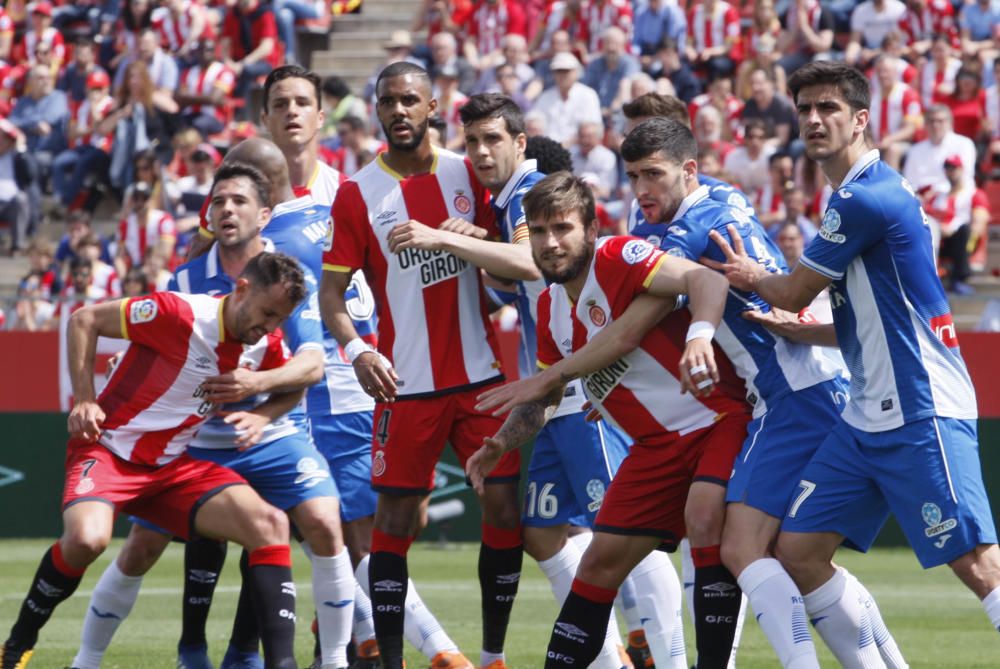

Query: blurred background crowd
[2,0,1000,331]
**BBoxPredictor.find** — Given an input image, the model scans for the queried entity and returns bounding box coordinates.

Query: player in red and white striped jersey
[177,39,235,139]
[321,62,525,669]
[468,172,745,669]
[0,254,308,669]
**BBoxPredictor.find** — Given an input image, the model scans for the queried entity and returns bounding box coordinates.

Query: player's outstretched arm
[742,309,839,348]
[704,225,830,313]
[66,300,127,440]
[320,269,398,402]
[202,349,324,403]
[466,385,565,494]
[222,388,306,449]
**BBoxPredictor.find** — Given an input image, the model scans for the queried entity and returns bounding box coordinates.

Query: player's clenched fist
[679,337,719,397]
[68,400,105,441]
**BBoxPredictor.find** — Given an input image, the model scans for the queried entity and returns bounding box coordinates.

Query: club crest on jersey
[588,303,607,327]
[453,190,472,215]
[921,502,957,538]
[586,478,605,512]
[129,299,157,324]
[621,239,654,265]
[75,477,95,495]
[372,449,386,477]
[819,209,846,244]
[584,357,631,401]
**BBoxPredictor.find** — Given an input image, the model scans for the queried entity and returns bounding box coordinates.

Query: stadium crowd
[2,0,999,329]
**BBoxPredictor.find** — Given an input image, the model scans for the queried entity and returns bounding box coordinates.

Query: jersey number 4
[375,409,392,446]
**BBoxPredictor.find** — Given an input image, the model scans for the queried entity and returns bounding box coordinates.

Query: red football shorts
[62,439,247,540]
[593,411,750,549]
[370,383,520,494]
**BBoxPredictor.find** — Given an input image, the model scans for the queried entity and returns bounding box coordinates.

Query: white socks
[72,560,144,669]
[311,549,355,668]
[983,585,1000,632]
[738,558,819,669]
[680,538,696,628]
[844,569,907,668]
[630,550,687,669]
[803,568,885,669]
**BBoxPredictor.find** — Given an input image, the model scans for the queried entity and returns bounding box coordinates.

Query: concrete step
[327,14,414,31]
[356,0,420,15]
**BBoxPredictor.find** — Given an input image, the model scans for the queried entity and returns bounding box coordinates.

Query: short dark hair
[428,115,448,139]
[768,150,792,167]
[322,75,351,100]
[525,135,573,174]
[788,60,870,113]
[375,61,431,96]
[240,252,307,306]
[69,256,91,276]
[522,171,596,227]
[263,65,323,113]
[622,93,689,126]
[338,115,366,132]
[655,36,679,53]
[211,161,271,208]
[620,117,696,164]
[744,118,769,137]
[458,92,526,136]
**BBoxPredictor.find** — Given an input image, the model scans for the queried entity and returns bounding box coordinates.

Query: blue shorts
[187,431,338,512]
[781,416,997,568]
[309,411,377,523]
[726,379,847,518]
[523,413,630,528]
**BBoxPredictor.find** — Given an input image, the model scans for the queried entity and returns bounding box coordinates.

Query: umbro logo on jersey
[194,356,213,370]
[376,210,399,226]
[554,622,589,643]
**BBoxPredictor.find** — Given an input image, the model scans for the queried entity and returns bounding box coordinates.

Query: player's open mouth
[285,122,302,131]
[391,123,412,135]
[806,131,825,140]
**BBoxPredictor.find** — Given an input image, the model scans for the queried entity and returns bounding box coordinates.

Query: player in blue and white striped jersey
[708,60,1000,654]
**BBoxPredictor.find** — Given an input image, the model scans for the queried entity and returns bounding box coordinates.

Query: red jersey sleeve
[120,293,187,354]
[259,331,290,370]
[973,188,990,210]
[594,237,668,308]
[535,288,564,369]
[323,180,368,273]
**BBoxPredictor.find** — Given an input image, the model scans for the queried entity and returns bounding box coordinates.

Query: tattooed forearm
[493,386,564,451]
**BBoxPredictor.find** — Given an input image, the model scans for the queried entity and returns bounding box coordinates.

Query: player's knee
[685,504,725,546]
[252,504,290,547]
[480,485,522,530]
[523,527,561,562]
[773,534,813,582]
[62,527,110,566]
[299,512,343,556]
[117,533,168,576]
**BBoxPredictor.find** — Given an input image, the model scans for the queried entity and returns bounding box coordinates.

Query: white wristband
[685,320,716,343]
[344,338,374,363]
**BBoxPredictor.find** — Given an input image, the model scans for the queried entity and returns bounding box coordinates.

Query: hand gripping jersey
[97,292,287,466]
[536,236,746,442]
[168,243,322,449]
[323,148,504,398]
[636,185,843,417]
[627,173,755,237]
[799,149,977,431]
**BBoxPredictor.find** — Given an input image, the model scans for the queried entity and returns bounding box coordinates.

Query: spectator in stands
[363,30,422,100]
[570,120,616,199]
[583,26,639,114]
[14,238,60,331]
[723,117,774,191]
[776,0,834,75]
[869,55,923,170]
[173,143,216,234]
[55,256,107,326]
[920,34,961,108]
[474,34,534,96]
[0,118,36,254]
[735,33,785,101]
[433,64,470,151]
[115,179,175,277]
[584,0,633,55]
[923,155,985,295]
[904,103,977,191]
[529,29,574,96]
[320,76,367,145]
[742,0,782,71]
[51,70,114,210]
[698,145,725,178]
[331,115,382,176]
[939,67,989,144]
[55,210,112,270]
[685,0,743,80]
[463,0,528,71]
[122,266,149,297]
[899,0,959,61]
[57,36,106,106]
[774,219,805,268]
[150,0,208,65]
[100,62,176,191]
[633,0,687,67]
[646,37,701,104]
[689,74,743,141]
[779,186,819,239]
[844,0,906,66]
[741,66,798,149]
[427,31,477,94]
[123,148,179,217]
[529,0,587,65]
[693,104,734,161]
[755,150,795,228]
[176,39,235,139]
[8,64,68,157]
[0,3,13,64]
[490,64,531,111]
[78,232,121,298]
[107,0,154,72]
[273,0,325,66]
[427,113,448,148]
[524,110,547,137]
[113,28,181,115]
[140,244,172,290]
[16,2,65,71]
[166,126,204,180]
[410,0,465,47]
[531,51,602,146]
[221,0,282,99]
[960,0,1000,62]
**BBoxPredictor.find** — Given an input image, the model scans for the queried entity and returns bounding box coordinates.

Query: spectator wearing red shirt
[686,0,743,80]
[935,66,988,143]
[221,0,283,99]
[51,69,114,208]
[462,0,528,71]
[897,0,959,60]
[14,2,66,72]
[176,39,236,137]
[0,5,13,63]
[923,155,987,294]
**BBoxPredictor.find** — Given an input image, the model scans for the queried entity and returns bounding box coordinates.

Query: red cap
[943,154,963,168]
[87,69,110,89]
[0,117,18,141]
[31,1,53,16]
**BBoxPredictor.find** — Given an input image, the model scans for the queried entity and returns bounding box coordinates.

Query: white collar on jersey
[269,194,316,220]
[494,159,539,208]
[839,149,881,188]
[206,237,277,280]
[670,184,710,223]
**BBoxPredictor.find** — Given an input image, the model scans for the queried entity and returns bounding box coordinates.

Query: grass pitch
[0,540,995,668]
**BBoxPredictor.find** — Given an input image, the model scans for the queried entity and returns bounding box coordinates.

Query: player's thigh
[780,420,887,555]
[194,483,289,549]
[372,397,454,495]
[875,417,998,569]
[289,495,344,555]
[721,502,783,575]
[577,531,664,591]
[684,480,728,546]
[312,412,378,524]
[523,424,584,531]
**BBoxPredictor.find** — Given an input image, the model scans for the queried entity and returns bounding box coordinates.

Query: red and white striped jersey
[925,186,988,235]
[536,236,746,442]
[17,27,65,65]
[745,24,781,60]
[688,93,744,141]
[584,0,633,53]
[119,210,177,268]
[180,61,235,123]
[467,0,527,55]
[536,1,589,52]
[96,292,287,466]
[92,261,121,298]
[688,1,742,59]
[151,3,202,52]
[869,83,922,142]
[784,0,825,55]
[898,0,958,47]
[70,95,114,152]
[924,57,962,108]
[752,181,785,220]
[323,147,504,398]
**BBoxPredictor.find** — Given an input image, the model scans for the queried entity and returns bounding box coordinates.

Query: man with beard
[320,62,533,669]
[467,171,746,669]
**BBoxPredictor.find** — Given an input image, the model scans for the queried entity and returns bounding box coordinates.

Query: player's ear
[854,107,870,139]
[516,132,527,156]
[234,276,251,299]
[683,158,698,182]
[256,206,271,232]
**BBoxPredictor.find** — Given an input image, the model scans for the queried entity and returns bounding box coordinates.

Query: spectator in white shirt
[530,51,603,146]
[845,0,907,66]
[903,103,977,192]
[722,118,775,192]
[570,121,617,199]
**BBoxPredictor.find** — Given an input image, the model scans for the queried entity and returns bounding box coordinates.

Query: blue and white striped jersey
[800,149,976,431]
[627,173,756,235]
[633,184,842,417]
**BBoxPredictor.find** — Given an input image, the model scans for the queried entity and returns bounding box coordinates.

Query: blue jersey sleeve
[657,216,712,261]
[166,273,179,291]
[800,187,887,280]
[284,268,324,355]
